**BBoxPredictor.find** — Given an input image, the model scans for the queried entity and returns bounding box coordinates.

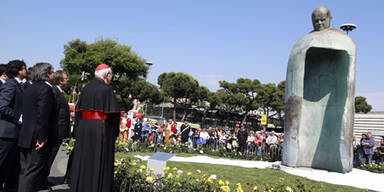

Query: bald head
[312,6,332,31]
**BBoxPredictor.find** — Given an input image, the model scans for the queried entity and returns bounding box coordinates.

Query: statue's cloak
[282,28,356,173]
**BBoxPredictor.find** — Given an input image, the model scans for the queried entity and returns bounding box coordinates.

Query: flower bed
[359,163,384,174]
[115,141,282,162]
[114,157,321,192]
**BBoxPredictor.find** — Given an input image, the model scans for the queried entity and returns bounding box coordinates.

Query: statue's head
[312,6,332,31]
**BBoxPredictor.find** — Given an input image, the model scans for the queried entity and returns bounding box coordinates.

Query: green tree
[219,78,261,125]
[214,88,245,126]
[355,96,372,114]
[190,86,211,125]
[60,38,161,110]
[268,81,285,127]
[256,82,286,127]
[157,72,199,121]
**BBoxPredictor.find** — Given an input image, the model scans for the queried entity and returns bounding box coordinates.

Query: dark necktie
[19,82,24,91]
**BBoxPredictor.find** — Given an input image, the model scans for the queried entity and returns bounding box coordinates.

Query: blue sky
[1,1,383,111]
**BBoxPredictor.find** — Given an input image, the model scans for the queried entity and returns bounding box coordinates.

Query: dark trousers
[18,147,49,192]
[238,141,246,154]
[0,138,20,191]
[44,144,61,183]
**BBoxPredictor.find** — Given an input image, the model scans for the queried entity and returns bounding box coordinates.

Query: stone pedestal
[282,28,356,173]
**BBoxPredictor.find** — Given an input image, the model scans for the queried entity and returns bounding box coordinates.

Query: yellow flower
[150,168,155,172]
[140,165,146,169]
[114,161,118,167]
[207,178,213,183]
[163,167,170,172]
[235,183,243,192]
[130,162,137,166]
[220,185,231,192]
[196,178,199,182]
[173,167,177,171]
[226,180,230,185]
[285,186,293,192]
[145,176,153,183]
[176,175,180,179]
[196,169,201,174]
[253,186,258,191]
[167,173,173,178]
[187,172,192,176]
[219,180,225,185]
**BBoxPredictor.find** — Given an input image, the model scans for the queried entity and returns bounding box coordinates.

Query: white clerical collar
[45,81,52,87]
[56,85,63,93]
[14,77,23,83]
[0,78,5,84]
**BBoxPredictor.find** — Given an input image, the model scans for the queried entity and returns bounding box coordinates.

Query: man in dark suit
[17,63,56,192]
[0,60,27,192]
[0,64,8,86]
[45,70,70,185]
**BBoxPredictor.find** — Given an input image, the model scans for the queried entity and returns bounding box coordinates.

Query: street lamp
[340,23,357,35]
[143,61,153,116]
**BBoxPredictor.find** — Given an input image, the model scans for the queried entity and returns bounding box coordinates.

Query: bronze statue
[312,6,332,31]
[283,6,356,173]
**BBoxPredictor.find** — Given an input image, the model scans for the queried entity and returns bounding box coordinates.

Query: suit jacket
[18,81,57,149]
[52,85,70,143]
[0,78,23,139]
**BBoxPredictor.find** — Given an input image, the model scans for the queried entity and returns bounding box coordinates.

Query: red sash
[81,110,109,135]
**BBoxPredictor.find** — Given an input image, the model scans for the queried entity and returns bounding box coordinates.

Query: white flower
[209,174,217,180]
[199,150,204,154]
[177,170,183,175]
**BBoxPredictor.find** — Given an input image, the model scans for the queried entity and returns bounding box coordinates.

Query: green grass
[115,152,367,192]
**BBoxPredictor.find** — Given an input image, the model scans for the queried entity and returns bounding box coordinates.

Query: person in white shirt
[199,128,210,147]
[246,131,255,154]
[266,131,278,152]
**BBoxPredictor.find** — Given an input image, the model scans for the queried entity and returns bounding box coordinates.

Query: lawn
[115,152,367,192]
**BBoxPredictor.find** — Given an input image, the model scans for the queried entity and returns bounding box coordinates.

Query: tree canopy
[219,78,261,125]
[355,96,372,114]
[158,72,199,121]
[60,39,162,110]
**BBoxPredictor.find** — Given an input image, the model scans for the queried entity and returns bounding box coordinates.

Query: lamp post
[340,23,357,35]
[143,61,153,117]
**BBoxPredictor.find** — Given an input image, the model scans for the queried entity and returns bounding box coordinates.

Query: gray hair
[33,62,53,82]
[94,67,112,79]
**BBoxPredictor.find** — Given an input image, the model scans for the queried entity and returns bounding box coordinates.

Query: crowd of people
[0,60,71,192]
[353,132,384,166]
[118,118,284,157]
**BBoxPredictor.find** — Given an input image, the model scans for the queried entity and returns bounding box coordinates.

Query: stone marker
[282,6,356,173]
[147,152,175,176]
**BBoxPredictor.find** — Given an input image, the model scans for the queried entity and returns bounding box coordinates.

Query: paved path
[41,146,70,192]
